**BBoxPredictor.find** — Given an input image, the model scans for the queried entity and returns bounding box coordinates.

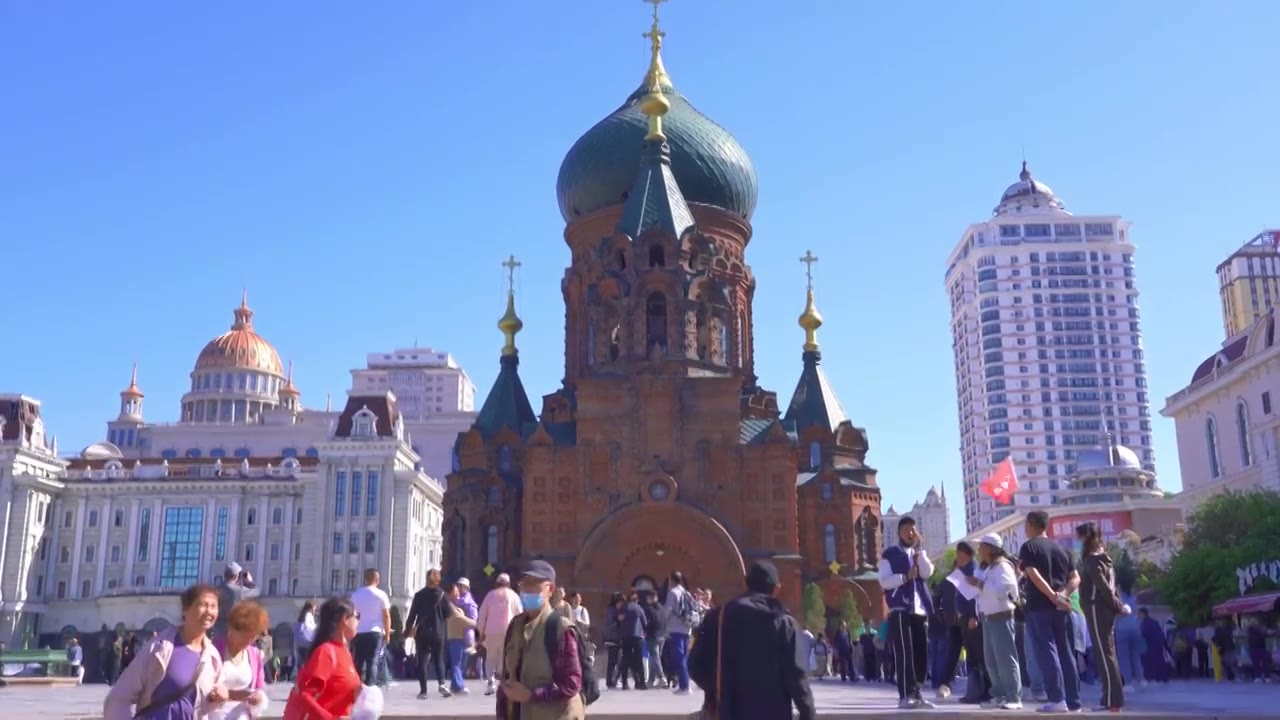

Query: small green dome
[556,81,758,224]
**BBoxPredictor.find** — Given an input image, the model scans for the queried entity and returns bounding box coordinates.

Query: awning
[1212,591,1280,618]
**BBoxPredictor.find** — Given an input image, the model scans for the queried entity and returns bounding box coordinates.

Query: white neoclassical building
[881,486,951,559]
[0,296,446,650]
[1162,308,1280,510]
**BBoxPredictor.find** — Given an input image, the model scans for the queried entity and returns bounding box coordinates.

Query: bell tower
[562,3,756,385]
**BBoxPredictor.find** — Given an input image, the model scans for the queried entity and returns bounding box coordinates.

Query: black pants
[352,631,381,685]
[838,650,854,680]
[863,649,878,680]
[416,632,446,693]
[937,625,963,688]
[960,623,990,700]
[1084,605,1123,709]
[606,643,622,687]
[620,637,647,689]
[889,612,928,701]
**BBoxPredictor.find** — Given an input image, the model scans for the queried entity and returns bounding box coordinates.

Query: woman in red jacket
[284,597,361,720]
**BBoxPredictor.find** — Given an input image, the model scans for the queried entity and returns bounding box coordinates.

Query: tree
[839,588,863,631]
[929,547,956,587]
[801,583,826,635]
[1157,489,1280,626]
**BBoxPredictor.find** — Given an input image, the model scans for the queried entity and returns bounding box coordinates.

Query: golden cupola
[193,291,285,377]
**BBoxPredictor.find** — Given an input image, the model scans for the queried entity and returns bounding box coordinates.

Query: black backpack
[544,613,601,706]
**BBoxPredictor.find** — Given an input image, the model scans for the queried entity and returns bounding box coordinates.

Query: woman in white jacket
[968,533,1022,711]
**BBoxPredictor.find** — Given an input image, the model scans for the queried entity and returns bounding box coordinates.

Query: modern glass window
[366,470,379,515]
[137,508,152,562]
[332,533,343,555]
[334,471,347,517]
[330,571,340,591]
[214,507,229,561]
[823,524,837,564]
[159,506,204,588]
[351,471,362,517]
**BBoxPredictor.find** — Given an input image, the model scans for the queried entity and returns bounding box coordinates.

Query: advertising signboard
[1045,511,1132,547]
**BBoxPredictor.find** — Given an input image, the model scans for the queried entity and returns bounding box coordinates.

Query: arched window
[809,441,822,469]
[821,483,833,501]
[615,249,626,271]
[823,524,837,564]
[856,511,878,566]
[646,293,668,354]
[649,245,665,268]
[449,520,466,576]
[487,486,501,507]
[497,446,513,472]
[246,507,257,526]
[1206,417,1221,478]
[1237,402,1252,466]
[485,525,499,566]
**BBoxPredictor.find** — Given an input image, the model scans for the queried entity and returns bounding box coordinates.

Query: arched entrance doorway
[574,501,745,606]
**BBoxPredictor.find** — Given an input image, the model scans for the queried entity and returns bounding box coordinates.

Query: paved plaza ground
[10,676,1280,719]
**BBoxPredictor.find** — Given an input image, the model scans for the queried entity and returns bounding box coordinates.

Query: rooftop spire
[798,250,823,352]
[280,360,301,397]
[232,289,254,329]
[498,255,524,356]
[640,0,673,141]
[1019,160,1032,183]
[121,362,143,398]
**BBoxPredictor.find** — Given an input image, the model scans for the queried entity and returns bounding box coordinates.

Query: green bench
[0,649,79,685]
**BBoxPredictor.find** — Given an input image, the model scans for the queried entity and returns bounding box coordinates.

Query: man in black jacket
[689,561,815,720]
[950,542,991,703]
[405,568,451,700]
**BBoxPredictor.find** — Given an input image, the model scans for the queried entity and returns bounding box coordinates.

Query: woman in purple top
[104,584,228,720]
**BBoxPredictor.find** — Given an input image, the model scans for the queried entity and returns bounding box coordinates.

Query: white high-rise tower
[945,163,1156,532]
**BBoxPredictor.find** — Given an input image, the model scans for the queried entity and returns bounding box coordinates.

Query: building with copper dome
[945,162,1158,533]
[0,295,452,652]
[442,8,884,621]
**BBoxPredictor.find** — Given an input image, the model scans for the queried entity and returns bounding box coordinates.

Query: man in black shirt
[1017,510,1081,712]
[405,568,452,700]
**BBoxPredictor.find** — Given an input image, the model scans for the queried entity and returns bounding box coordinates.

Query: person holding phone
[877,516,935,710]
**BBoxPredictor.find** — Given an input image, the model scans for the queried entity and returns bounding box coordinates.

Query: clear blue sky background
[4,2,1278,539]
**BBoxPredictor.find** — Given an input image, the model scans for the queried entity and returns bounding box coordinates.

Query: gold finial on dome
[798,250,823,352]
[640,0,673,142]
[499,255,524,356]
[233,288,254,329]
[121,362,143,398]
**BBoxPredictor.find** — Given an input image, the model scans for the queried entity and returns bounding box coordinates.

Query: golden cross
[799,250,819,291]
[642,0,667,51]
[501,255,522,293]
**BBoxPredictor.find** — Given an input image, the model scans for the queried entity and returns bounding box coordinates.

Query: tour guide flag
[981,457,1018,505]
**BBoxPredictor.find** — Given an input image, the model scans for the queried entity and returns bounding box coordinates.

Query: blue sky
[3,2,1278,539]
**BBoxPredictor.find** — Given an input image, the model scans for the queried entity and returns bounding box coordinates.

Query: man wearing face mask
[497,560,586,720]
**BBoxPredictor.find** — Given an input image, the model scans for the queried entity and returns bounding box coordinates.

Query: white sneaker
[936,685,951,700]
[912,698,937,709]
[437,684,453,698]
[898,699,916,709]
[485,679,497,696]
[1038,701,1069,713]
[1002,700,1024,710]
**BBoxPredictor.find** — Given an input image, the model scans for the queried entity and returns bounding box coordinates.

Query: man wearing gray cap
[497,560,587,720]
[214,561,259,641]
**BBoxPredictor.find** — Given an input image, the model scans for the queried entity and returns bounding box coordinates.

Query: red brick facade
[444,198,885,621]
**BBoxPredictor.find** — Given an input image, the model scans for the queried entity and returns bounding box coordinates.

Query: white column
[227,495,241,563]
[94,498,111,595]
[281,496,294,587]
[201,497,217,582]
[44,497,60,594]
[148,498,164,583]
[124,499,141,584]
[255,496,268,576]
[68,497,87,595]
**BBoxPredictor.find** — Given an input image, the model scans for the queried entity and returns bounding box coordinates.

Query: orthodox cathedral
[444,8,885,616]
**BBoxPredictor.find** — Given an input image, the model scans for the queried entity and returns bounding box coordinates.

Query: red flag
[981,457,1019,505]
